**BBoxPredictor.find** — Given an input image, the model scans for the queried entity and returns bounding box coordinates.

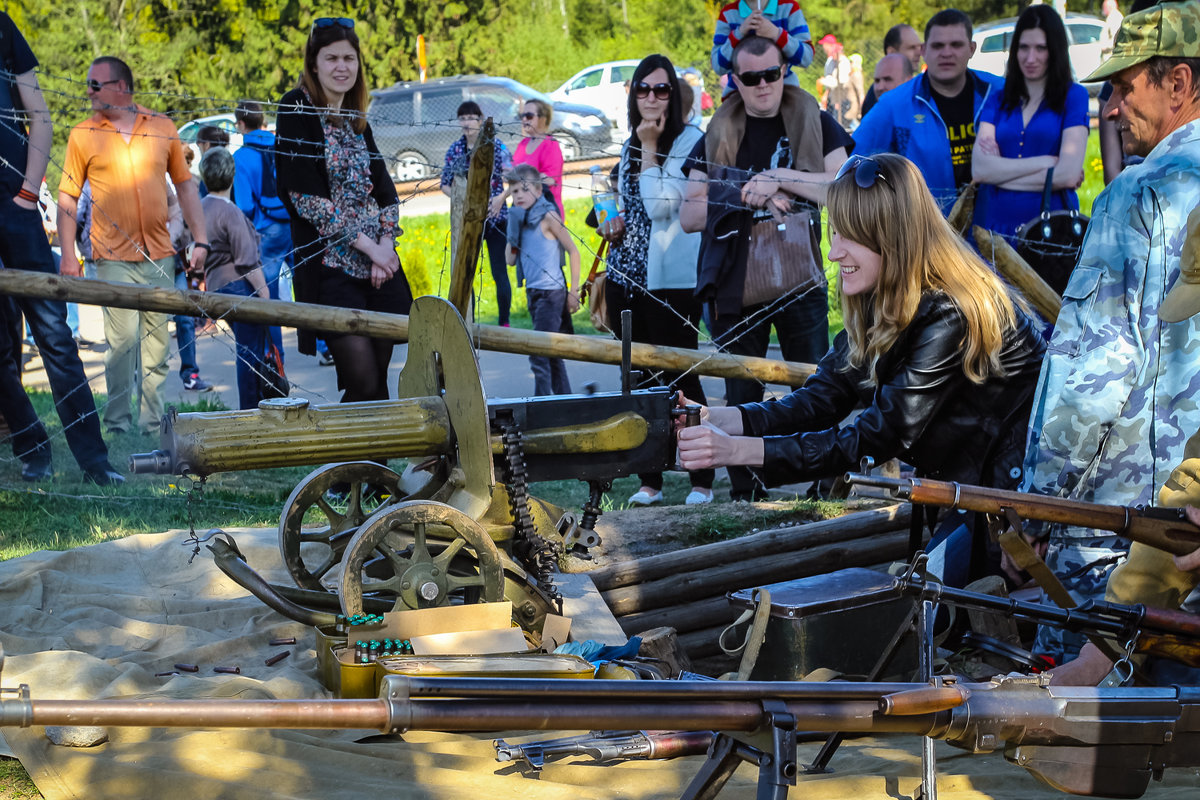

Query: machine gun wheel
[279,462,403,591]
[339,500,506,616]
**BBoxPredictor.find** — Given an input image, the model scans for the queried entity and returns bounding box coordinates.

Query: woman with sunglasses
[511,98,564,216]
[601,54,714,506]
[276,17,412,403]
[971,5,1088,290]
[679,155,1045,571]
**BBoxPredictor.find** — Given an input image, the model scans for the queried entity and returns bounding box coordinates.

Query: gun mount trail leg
[279,462,404,590]
[338,500,505,616]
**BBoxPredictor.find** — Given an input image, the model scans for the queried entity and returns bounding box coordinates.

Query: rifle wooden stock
[845,473,1200,557]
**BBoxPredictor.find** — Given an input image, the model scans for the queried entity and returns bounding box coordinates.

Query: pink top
[514,136,564,216]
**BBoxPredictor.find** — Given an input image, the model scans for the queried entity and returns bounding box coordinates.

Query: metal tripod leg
[805,601,921,774]
[917,598,938,800]
[681,733,753,800]
[680,702,797,800]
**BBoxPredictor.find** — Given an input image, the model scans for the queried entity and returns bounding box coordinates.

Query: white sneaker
[685,489,714,505]
[627,488,663,506]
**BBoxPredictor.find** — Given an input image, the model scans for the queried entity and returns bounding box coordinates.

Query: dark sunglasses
[835,154,894,192]
[313,17,355,29]
[86,78,122,92]
[736,66,782,87]
[635,82,672,100]
[520,111,541,121]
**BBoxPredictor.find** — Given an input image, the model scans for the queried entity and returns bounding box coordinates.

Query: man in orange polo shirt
[57,56,208,435]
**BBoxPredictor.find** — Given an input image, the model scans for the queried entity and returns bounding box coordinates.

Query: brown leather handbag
[743,203,825,309]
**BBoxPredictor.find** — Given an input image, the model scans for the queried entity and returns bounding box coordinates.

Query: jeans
[216,279,269,410]
[258,220,290,357]
[96,256,175,433]
[174,270,198,377]
[709,285,830,500]
[0,197,110,472]
[484,224,511,325]
[526,287,572,396]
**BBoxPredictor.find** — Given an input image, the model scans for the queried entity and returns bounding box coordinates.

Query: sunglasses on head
[313,17,355,30]
[520,111,540,120]
[835,154,894,192]
[87,78,122,92]
[737,66,782,87]
[635,82,672,100]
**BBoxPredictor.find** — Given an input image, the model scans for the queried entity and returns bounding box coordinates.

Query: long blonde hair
[827,153,1022,384]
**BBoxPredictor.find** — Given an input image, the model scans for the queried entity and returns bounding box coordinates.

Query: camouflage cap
[1160,203,1200,322]
[1085,1,1200,82]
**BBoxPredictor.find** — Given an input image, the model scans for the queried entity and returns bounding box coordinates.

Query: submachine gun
[128,297,691,639]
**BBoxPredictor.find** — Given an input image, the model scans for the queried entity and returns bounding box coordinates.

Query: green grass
[0,760,38,800]
[399,197,605,335]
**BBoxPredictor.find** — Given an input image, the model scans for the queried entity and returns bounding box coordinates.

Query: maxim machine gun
[129,296,688,641]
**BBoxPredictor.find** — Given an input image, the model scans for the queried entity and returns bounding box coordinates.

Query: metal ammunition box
[729,568,916,680]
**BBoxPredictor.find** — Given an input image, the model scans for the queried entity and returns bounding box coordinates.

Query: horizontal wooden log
[601,531,913,617]
[0,270,815,386]
[591,504,912,592]
[618,596,739,636]
[678,625,732,660]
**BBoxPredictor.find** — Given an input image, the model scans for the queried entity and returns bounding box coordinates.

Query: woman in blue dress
[971,6,1088,246]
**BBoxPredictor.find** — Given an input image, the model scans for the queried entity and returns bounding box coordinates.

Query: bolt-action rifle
[844,472,1200,556]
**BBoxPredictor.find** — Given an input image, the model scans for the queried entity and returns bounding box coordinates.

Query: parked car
[969,14,1106,94]
[550,59,641,132]
[177,113,242,170]
[367,75,614,183]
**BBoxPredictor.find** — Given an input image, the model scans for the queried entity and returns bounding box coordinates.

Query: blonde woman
[513,98,564,215]
[678,153,1045,493]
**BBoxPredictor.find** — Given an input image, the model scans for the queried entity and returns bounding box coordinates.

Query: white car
[550,60,641,133]
[177,113,242,173]
[969,14,1106,94]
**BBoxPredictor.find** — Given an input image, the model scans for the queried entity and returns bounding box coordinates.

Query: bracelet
[193,242,211,252]
[16,187,37,202]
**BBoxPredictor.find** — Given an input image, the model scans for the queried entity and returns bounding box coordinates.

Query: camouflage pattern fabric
[1022,119,1200,661]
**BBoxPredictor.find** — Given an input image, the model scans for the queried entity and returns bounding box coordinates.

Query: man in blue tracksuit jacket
[853,8,1002,215]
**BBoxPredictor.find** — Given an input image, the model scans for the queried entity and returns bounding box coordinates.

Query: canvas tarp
[0,527,1196,799]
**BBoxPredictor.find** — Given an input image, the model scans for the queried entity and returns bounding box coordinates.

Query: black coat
[740,292,1046,488]
[274,87,400,355]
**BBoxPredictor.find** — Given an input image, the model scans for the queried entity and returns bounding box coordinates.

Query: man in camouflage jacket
[1022,1,1200,664]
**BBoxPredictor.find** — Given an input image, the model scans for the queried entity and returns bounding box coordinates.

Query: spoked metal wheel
[279,462,403,591]
[338,500,505,616]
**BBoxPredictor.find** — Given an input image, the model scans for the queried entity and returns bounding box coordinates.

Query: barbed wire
[1,63,1075,482]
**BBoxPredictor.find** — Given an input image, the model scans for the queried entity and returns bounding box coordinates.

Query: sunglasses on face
[736,66,783,87]
[520,111,541,121]
[87,78,122,92]
[835,154,894,192]
[635,82,672,100]
[313,17,355,29]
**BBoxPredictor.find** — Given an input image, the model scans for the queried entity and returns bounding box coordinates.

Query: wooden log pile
[589,504,915,670]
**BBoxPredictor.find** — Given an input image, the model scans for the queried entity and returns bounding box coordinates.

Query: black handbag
[1014,167,1089,297]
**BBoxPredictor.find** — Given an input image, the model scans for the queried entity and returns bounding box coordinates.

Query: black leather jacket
[740,292,1047,488]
